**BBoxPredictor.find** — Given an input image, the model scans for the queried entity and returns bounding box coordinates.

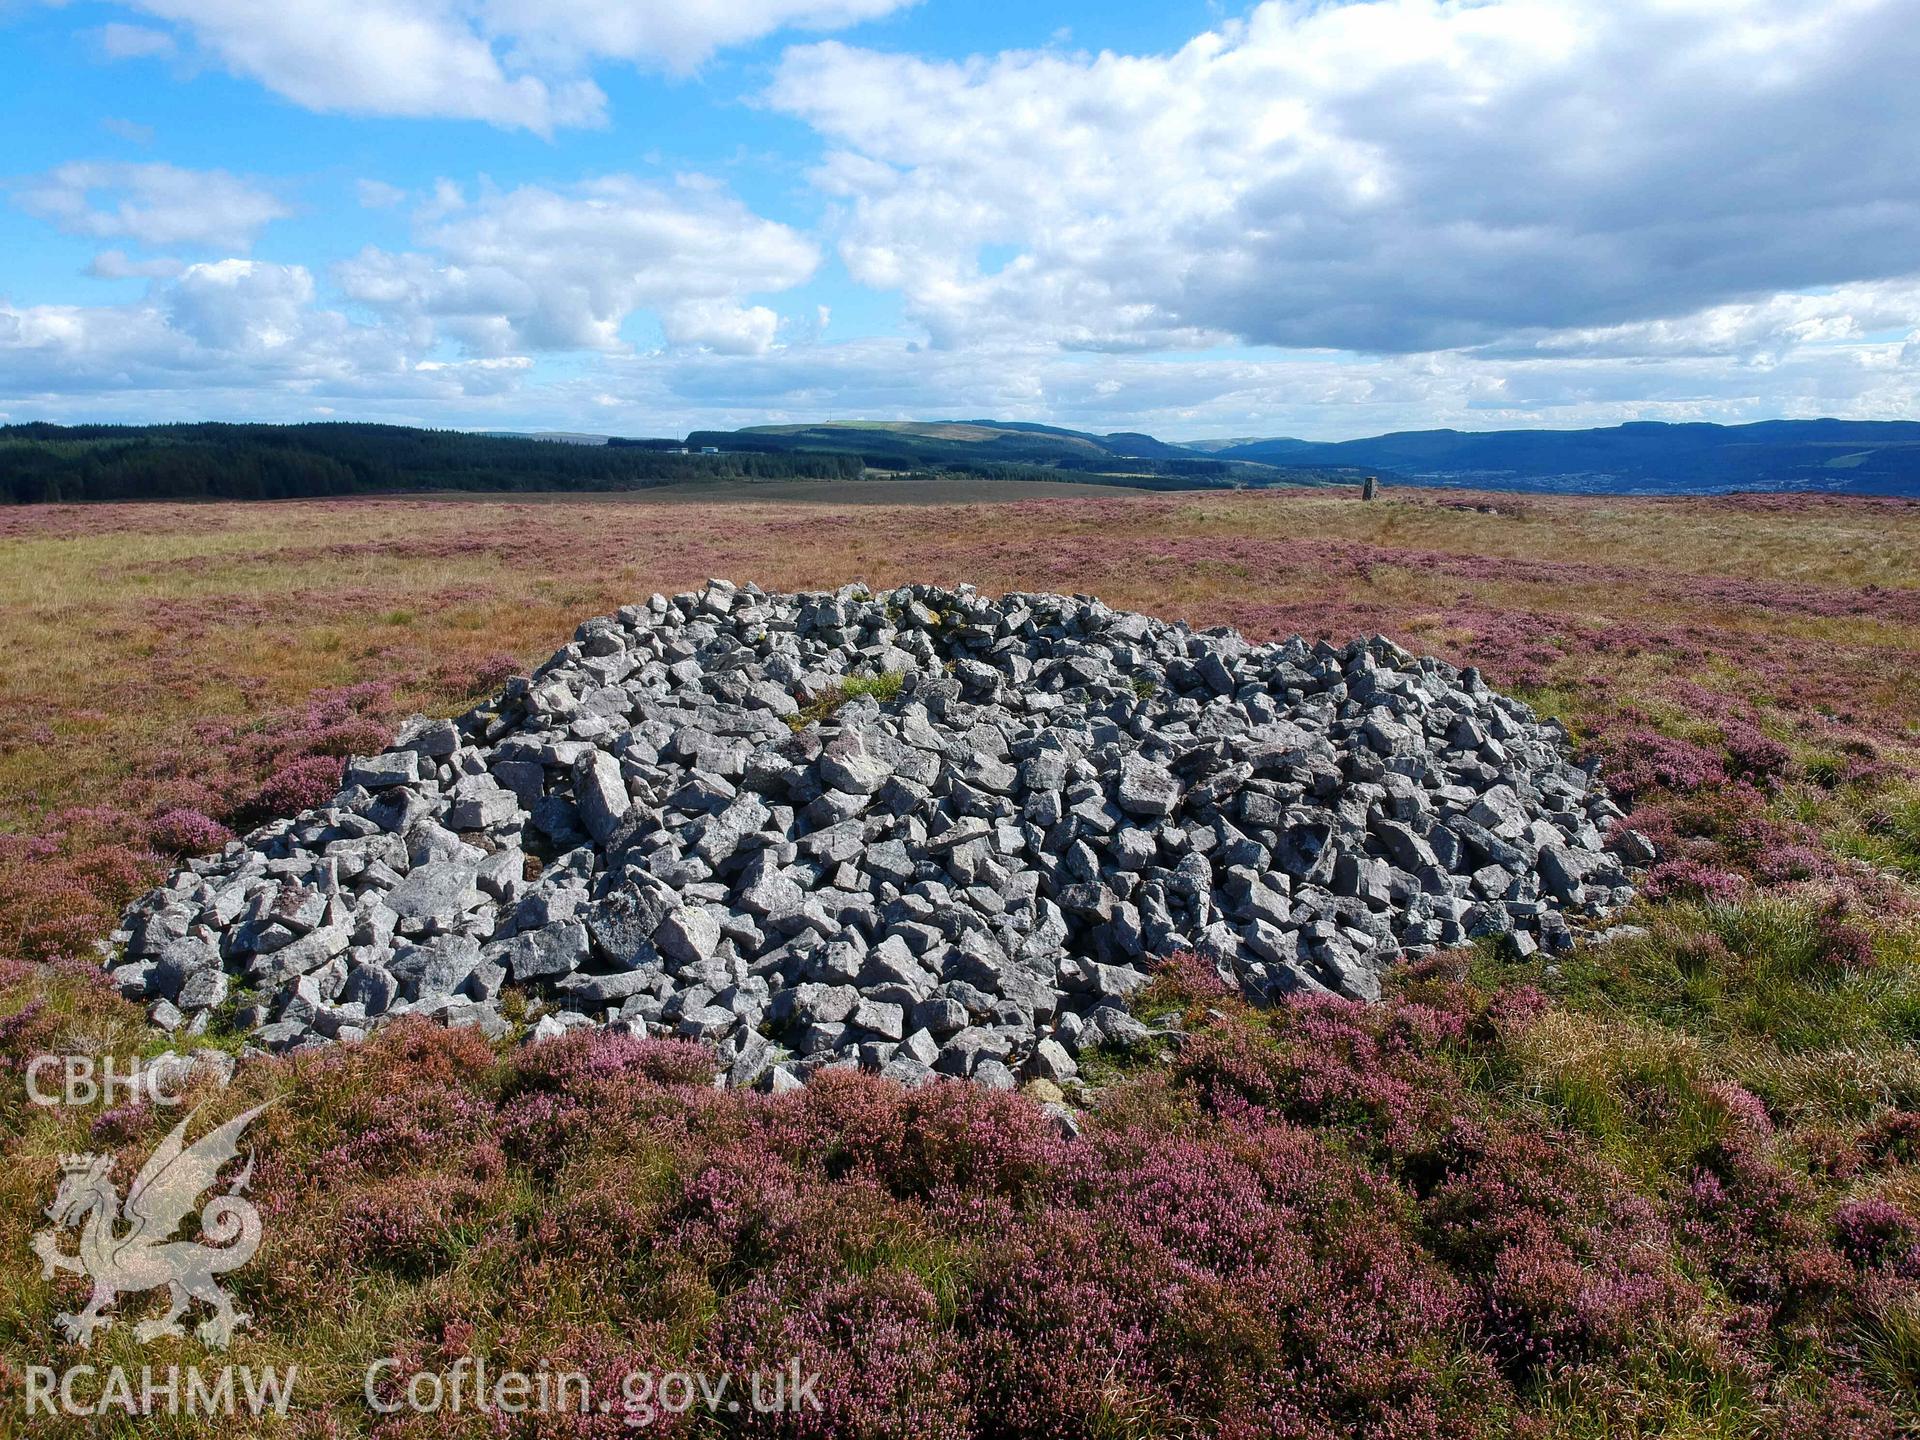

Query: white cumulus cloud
[13,161,290,251]
[86,0,918,132]
[336,176,820,355]
[768,0,1920,357]
[165,259,317,352]
[0,258,520,412]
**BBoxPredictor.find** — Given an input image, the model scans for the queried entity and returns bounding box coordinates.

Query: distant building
[700,446,721,455]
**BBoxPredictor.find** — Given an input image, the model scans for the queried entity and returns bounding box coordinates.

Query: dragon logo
[31,1104,269,1349]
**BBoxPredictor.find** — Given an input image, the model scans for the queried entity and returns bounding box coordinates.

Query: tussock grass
[788,668,906,728]
[1473,889,1920,1156]
[1842,785,1920,881]
[1499,1008,1728,1174]
[1491,898,1920,1050]
[1857,1292,1920,1410]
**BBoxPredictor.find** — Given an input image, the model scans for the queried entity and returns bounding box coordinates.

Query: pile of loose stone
[108,581,1648,1093]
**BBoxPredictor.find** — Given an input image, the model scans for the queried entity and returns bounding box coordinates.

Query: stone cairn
[108,581,1647,1095]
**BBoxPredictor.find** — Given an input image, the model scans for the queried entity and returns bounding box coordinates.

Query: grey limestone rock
[111,582,1641,1094]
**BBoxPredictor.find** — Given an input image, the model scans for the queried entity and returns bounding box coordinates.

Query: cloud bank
[4,0,1917,434]
[768,0,1920,357]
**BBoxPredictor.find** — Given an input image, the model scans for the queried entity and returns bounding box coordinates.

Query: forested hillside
[683,420,1356,486]
[0,423,863,504]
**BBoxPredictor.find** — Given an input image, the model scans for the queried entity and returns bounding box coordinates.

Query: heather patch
[4,489,1920,1435]
[6,958,1915,1436]
[7,487,1919,978]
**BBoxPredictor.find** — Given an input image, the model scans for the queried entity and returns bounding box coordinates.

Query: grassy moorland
[2,485,1919,1437]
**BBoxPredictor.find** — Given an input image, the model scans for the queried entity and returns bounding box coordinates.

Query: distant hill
[9,417,1917,505]
[684,417,1920,495]
[474,430,612,446]
[1207,420,1920,496]
[681,419,1354,488]
[1180,437,1279,454]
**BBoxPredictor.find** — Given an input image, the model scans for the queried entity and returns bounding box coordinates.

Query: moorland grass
[2,488,1919,1435]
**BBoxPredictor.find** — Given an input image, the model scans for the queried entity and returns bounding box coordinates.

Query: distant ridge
[682,416,1920,496]
[1202,418,1920,496]
[682,419,1357,487]
[7,417,1918,503]
[474,430,612,445]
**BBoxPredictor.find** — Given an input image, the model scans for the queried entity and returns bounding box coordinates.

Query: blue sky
[2,0,1917,439]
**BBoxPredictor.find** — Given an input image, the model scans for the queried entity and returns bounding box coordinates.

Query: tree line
[0,424,865,504]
